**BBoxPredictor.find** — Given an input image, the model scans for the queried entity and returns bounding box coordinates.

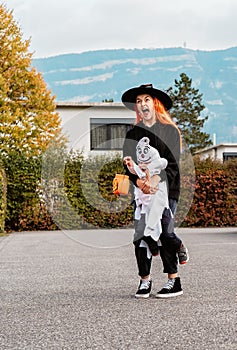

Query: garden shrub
[2,151,56,231]
[1,150,236,231]
[0,161,7,233]
[181,157,237,227]
[64,152,134,229]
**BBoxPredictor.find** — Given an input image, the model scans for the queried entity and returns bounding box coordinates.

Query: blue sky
[3,0,237,58]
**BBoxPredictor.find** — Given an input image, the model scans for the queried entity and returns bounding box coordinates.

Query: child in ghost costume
[124,136,172,257]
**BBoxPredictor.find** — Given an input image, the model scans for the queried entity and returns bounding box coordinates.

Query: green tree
[167,73,212,153]
[0,159,7,233]
[0,4,65,156]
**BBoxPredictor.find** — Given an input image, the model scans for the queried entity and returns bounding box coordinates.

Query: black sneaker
[156,277,183,298]
[178,244,189,265]
[135,279,152,298]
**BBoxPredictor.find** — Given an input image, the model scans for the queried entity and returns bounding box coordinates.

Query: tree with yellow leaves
[0,4,65,156]
[0,4,67,231]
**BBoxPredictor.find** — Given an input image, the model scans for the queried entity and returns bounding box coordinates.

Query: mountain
[33,47,237,144]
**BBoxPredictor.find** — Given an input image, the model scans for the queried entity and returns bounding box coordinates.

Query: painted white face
[136,137,157,163]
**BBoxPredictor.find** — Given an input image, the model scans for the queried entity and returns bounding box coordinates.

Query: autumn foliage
[181,157,237,227]
[0,5,64,156]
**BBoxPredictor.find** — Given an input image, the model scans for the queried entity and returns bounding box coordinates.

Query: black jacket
[123,120,180,201]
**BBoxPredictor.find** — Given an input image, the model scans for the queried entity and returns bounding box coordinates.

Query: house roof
[195,143,237,154]
[56,101,124,108]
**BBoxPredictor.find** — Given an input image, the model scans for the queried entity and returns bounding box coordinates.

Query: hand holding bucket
[113,174,130,195]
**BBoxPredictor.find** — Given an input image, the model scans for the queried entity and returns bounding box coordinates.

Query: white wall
[195,144,237,162]
[56,102,135,155]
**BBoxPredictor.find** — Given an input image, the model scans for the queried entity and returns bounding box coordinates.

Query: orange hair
[134,96,182,147]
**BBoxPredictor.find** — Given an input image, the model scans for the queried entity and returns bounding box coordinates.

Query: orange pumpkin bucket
[112,174,130,195]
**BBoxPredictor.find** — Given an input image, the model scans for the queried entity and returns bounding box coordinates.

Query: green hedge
[0,161,7,233]
[2,152,56,232]
[63,152,134,229]
[1,151,236,231]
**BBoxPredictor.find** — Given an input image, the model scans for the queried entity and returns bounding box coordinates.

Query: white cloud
[4,0,237,58]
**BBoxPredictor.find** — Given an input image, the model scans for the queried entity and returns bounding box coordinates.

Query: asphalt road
[0,227,236,350]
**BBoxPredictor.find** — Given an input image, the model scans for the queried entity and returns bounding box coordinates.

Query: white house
[194,143,237,162]
[56,102,237,162]
[56,101,135,156]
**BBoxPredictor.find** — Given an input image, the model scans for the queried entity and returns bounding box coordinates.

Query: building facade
[56,102,237,162]
[195,143,237,162]
[56,102,135,156]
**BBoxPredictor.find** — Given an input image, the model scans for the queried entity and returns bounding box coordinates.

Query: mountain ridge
[33,47,237,143]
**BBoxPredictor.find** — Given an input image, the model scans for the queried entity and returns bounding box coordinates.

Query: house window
[223,152,237,161]
[90,118,133,150]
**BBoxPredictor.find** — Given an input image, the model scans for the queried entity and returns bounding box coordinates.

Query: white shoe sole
[156,290,183,298]
[135,293,150,299]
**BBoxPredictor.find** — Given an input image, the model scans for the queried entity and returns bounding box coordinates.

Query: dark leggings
[134,199,181,276]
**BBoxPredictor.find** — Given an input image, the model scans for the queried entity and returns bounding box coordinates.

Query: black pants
[134,199,181,276]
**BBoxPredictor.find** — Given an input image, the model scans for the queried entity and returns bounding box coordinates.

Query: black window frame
[223,152,237,162]
[90,118,133,151]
